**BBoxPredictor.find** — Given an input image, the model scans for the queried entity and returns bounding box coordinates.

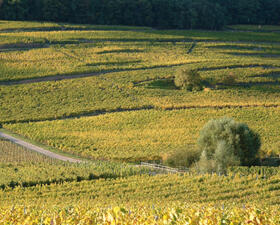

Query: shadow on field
[0,42,49,52]
[0,26,152,33]
[207,44,264,51]
[142,77,280,91]
[0,38,187,52]
[0,27,66,33]
[251,71,280,78]
[230,81,280,87]
[96,49,145,54]
[207,44,280,58]
[261,157,280,166]
[145,79,178,90]
[0,62,192,86]
[69,38,190,43]
[199,64,279,71]
[85,60,142,67]
[226,52,280,58]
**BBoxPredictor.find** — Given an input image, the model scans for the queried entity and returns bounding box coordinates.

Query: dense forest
[0,0,280,30]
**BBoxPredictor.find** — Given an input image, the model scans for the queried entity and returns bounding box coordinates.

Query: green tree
[191,0,226,29]
[174,68,203,91]
[197,117,261,173]
[25,0,44,20]
[42,0,69,22]
[72,0,93,23]
[0,0,27,20]
[1,0,280,29]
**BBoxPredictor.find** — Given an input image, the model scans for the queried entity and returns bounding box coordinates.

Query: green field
[1,21,280,159]
[2,173,280,207]
[5,107,280,161]
[1,21,280,224]
[1,25,280,125]
[0,138,152,189]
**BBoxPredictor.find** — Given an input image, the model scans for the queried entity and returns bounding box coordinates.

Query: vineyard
[1,20,280,224]
[0,205,279,224]
[0,138,152,189]
[0,138,57,164]
[2,172,280,206]
[5,107,280,161]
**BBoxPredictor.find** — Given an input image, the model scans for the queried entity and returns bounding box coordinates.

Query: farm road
[1,63,279,86]
[0,131,82,163]
[0,131,180,174]
[0,63,193,86]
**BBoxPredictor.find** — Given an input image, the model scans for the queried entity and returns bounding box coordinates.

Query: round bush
[164,147,200,168]
[197,117,261,172]
[174,68,203,91]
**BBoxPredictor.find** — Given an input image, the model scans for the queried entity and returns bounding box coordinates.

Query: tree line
[0,0,279,30]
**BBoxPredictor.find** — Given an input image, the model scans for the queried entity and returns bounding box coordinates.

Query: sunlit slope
[1,21,280,163]
[5,107,280,161]
[1,174,280,207]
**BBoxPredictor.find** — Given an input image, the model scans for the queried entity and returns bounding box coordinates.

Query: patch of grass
[145,79,177,90]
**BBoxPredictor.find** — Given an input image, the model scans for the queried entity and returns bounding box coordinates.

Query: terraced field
[1,172,280,206]
[1,21,280,159]
[1,171,280,224]
[1,21,280,224]
[0,138,151,189]
[5,107,280,161]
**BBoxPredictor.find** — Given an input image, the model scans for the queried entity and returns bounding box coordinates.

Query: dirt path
[0,63,193,86]
[1,63,279,86]
[0,131,176,173]
[3,103,280,125]
[0,131,82,163]
[187,41,197,54]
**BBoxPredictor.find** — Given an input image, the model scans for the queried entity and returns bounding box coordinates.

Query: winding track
[0,131,180,174]
[1,63,279,86]
[1,27,279,166]
[0,63,193,85]
[0,131,82,163]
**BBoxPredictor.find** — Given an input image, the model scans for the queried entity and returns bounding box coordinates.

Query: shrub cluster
[167,118,261,174]
[174,69,240,91]
[163,147,200,168]
[220,72,237,86]
[174,69,203,91]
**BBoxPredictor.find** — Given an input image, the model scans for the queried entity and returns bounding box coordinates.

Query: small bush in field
[221,72,237,85]
[174,69,203,91]
[197,117,261,173]
[164,147,200,168]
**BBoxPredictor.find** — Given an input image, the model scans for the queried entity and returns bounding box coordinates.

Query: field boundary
[140,162,189,174]
[0,62,194,85]
[2,38,280,53]
[1,63,279,86]
[0,131,82,163]
[187,41,197,54]
[2,103,280,124]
